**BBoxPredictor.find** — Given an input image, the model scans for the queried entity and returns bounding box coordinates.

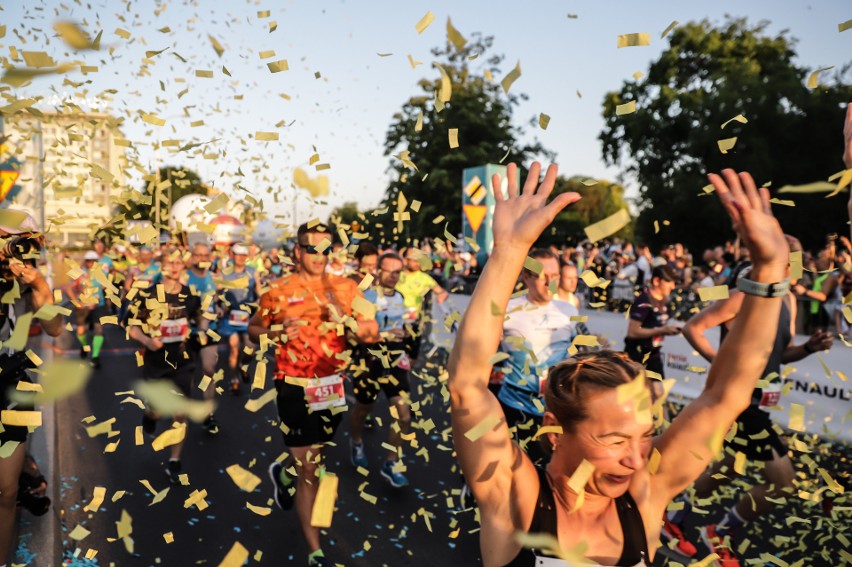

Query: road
[44,326,848,566]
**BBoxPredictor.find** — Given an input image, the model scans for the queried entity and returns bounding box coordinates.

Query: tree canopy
[540,176,633,247]
[600,18,852,252]
[376,31,548,245]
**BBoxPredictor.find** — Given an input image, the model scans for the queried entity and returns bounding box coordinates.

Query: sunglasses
[298,243,331,256]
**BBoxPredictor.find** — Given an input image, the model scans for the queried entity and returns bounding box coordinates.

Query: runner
[124,244,161,291]
[623,265,682,378]
[556,261,580,309]
[348,252,412,487]
[669,242,834,564]
[217,243,260,395]
[249,223,378,567]
[125,246,207,484]
[352,241,379,281]
[494,248,580,464]
[185,242,221,434]
[396,246,448,360]
[449,163,790,567]
[67,251,111,369]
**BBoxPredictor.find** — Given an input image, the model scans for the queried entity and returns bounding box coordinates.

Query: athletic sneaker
[203,414,219,435]
[307,555,330,567]
[380,460,409,488]
[141,414,157,437]
[79,345,87,359]
[350,441,368,469]
[268,462,294,510]
[91,357,101,370]
[700,524,741,567]
[661,518,697,557]
[229,376,241,395]
[165,460,181,485]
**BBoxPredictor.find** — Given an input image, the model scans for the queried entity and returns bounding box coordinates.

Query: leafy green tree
[600,18,852,252]
[540,176,634,247]
[115,166,207,227]
[377,32,549,245]
[328,201,362,229]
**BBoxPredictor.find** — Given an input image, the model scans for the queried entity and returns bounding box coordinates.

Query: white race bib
[160,318,189,344]
[759,381,783,409]
[228,309,250,329]
[304,374,346,411]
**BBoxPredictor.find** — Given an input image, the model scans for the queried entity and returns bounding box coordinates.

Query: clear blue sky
[3,0,850,226]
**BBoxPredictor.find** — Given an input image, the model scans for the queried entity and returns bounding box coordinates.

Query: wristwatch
[736,277,790,298]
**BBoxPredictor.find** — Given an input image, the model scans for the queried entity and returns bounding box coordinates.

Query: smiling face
[548,388,654,498]
[521,257,559,304]
[295,231,330,277]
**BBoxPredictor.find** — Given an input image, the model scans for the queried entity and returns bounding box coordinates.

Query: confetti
[717,137,737,154]
[806,66,834,89]
[218,541,249,567]
[617,32,650,48]
[721,114,748,129]
[539,113,550,129]
[697,285,730,302]
[83,486,106,512]
[446,18,467,51]
[788,404,805,432]
[310,472,338,528]
[615,100,636,116]
[267,60,289,73]
[226,464,262,492]
[839,19,852,32]
[583,209,630,242]
[501,61,522,94]
[660,21,679,39]
[448,128,459,149]
[463,414,501,442]
[415,11,435,34]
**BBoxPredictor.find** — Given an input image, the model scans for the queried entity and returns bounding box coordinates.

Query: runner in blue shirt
[217,243,260,394]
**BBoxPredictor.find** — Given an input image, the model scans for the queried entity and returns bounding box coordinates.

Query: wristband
[736,277,790,298]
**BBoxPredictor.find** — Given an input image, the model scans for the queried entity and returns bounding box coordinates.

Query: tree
[377,32,549,245]
[328,201,362,230]
[539,176,634,247]
[600,18,852,252]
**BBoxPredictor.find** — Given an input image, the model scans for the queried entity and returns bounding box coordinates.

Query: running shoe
[141,414,157,437]
[91,357,101,370]
[79,345,87,359]
[380,460,409,488]
[700,524,741,567]
[268,462,294,510]
[661,518,697,557]
[203,414,219,435]
[165,460,181,485]
[307,555,330,567]
[350,441,368,469]
[229,376,240,395]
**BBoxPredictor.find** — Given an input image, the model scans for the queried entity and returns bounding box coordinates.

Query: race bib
[305,374,346,411]
[759,381,782,409]
[396,352,412,371]
[160,318,189,344]
[538,367,550,396]
[228,309,250,329]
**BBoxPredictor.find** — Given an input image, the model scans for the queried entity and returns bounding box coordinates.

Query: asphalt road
[46,326,849,567]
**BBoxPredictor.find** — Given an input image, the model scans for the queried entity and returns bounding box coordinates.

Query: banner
[430,294,851,444]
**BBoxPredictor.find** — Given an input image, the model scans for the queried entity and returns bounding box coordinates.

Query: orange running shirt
[258,273,368,379]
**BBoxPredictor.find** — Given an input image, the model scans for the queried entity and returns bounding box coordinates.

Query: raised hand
[844,103,852,169]
[707,169,788,270]
[490,162,580,251]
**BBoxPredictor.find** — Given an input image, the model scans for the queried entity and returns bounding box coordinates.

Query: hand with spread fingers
[707,169,789,272]
[490,162,581,252]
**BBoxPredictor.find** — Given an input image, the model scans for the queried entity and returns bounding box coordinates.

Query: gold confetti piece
[408,54,423,68]
[1,410,41,427]
[532,425,563,440]
[141,113,166,127]
[208,35,225,57]
[501,61,522,94]
[615,100,636,115]
[721,114,748,129]
[135,426,143,446]
[415,11,435,34]
[539,113,550,129]
[807,66,834,89]
[226,464,262,492]
[185,489,209,510]
[777,181,838,194]
[448,128,459,149]
[22,51,57,68]
[257,10,270,18]
[164,532,174,543]
[717,137,737,154]
[464,414,501,442]
[840,19,852,32]
[246,502,271,516]
[788,404,805,432]
[617,32,650,48]
[114,27,130,39]
[446,18,467,51]
[0,441,21,458]
[54,21,96,50]
[648,448,662,474]
[218,541,249,567]
[255,131,279,141]
[3,312,31,351]
[434,62,452,102]
[573,335,600,348]
[660,21,679,39]
[769,198,795,207]
[252,359,266,391]
[245,388,277,413]
[267,60,289,73]
[195,70,214,78]
[733,451,747,475]
[310,472,338,528]
[567,459,595,495]
[16,382,42,393]
[84,486,106,512]
[697,285,729,302]
[69,524,91,541]
[151,423,187,451]
[584,208,630,242]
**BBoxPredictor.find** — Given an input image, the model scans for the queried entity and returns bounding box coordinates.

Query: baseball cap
[84,251,100,261]
[0,210,40,234]
[232,244,249,255]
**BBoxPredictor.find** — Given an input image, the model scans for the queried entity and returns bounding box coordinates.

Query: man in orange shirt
[249,223,378,567]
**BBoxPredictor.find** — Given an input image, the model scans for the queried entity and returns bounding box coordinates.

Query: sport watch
[736,277,790,298]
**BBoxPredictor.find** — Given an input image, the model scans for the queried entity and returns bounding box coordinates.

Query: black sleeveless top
[502,467,650,567]
[719,298,791,406]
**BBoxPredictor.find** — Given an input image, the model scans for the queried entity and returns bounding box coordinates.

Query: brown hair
[544,350,646,433]
[522,248,558,278]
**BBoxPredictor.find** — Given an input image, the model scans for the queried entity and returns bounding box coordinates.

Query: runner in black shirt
[623,265,681,378]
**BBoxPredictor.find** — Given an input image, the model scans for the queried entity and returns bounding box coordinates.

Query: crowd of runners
[0,108,849,567]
